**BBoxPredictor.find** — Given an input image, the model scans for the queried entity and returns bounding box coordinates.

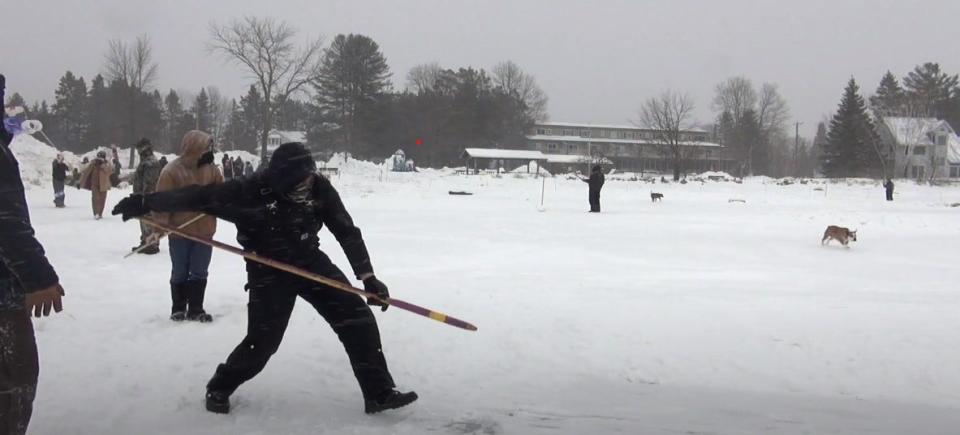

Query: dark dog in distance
[650,192,664,202]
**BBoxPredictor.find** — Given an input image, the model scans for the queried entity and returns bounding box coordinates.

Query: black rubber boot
[186,279,213,323]
[170,282,187,321]
[364,389,418,414]
[205,390,231,414]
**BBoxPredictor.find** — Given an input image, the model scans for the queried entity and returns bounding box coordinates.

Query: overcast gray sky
[3,0,959,138]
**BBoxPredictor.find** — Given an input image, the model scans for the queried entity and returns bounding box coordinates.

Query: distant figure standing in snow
[109,144,121,187]
[131,138,163,254]
[154,130,223,322]
[581,165,605,212]
[232,156,243,180]
[884,179,894,201]
[78,150,113,219]
[243,160,254,177]
[1,72,66,435]
[221,154,232,180]
[158,155,168,170]
[51,153,68,207]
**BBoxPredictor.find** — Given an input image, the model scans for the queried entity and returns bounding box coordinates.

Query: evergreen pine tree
[869,71,904,117]
[192,88,211,132]
[51,71,89,152]
[903,62,959,117]
[5,92,26,108]
[312,34,392,157]
[822,78,881,178]
[84,75,109,151]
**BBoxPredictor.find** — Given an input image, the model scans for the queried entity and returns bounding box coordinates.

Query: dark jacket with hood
[0,80,60,309]
[143,143,373,281]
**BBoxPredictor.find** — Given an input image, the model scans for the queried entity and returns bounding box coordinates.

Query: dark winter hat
[266,142,316,192]
[135,137,152,151]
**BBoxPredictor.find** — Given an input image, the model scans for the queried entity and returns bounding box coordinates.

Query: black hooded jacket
[0,83,60,308]
[144,173,374,280]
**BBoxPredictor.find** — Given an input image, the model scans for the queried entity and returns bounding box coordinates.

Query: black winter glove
[112,194,150,221]
[363,276,390,312]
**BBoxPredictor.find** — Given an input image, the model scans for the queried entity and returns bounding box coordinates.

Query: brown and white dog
[821,226,857,246]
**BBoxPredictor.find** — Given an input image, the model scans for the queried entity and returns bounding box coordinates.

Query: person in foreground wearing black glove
[1,73,67,435]
[113,142,415,416]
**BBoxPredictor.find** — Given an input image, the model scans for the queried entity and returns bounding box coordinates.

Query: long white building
[524,121,732,173]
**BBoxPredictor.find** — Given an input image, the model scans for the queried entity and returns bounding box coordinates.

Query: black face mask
[198,151,215,167]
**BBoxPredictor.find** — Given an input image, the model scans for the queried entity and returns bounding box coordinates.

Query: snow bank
[9,134,83,187]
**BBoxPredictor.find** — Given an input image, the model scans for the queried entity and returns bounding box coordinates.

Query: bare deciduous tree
[103,34,159,168]
[712,76,756,122]
[209,16,323,158]
[491,60,549,122]
[406,63,443,94]
[638,91,697,181]
[104,35,158,91]
[205,86,231,143]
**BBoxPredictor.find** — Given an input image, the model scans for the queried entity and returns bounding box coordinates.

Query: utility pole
[794,121,803,176]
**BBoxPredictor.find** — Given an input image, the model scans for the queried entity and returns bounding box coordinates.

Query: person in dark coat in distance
[243,161,254,178]
[110,145,121,187]
[0,72,66,435]
[112,142,417,416]
[884,178,894,201]
[51,153,68,207]
[131,138,163,254]
[232,156,244,180]
[580,165,605,212]
[158,155,168,170]
[222,154,233,180]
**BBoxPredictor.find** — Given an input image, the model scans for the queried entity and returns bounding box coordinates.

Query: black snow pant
[206,258,395,400]
[886,190,893,201]
[52,178,65,207]
[589,189,601,212]
[0,308,39,435]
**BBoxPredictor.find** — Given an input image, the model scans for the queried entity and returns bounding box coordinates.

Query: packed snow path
[22,169,960,434]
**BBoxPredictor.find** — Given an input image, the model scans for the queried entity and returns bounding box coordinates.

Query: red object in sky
[415,138,423,146]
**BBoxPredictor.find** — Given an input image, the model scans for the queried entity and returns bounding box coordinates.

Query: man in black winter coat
[112,142,416,416]
[52,153,68,207]
[0,73,66,435]
[581,165,605,212]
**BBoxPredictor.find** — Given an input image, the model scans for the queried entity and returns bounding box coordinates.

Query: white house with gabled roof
[878,117,960,180]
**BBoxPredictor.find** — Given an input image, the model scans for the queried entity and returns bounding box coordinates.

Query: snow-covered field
[16,143,960,434]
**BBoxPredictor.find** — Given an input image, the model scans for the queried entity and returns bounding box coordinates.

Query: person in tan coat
[154,130,224,322]
[77,150,113,219]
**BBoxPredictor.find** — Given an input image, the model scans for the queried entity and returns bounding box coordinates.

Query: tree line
[5,17,547,169]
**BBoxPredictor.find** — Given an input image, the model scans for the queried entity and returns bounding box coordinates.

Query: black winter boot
[364,389,418,414]
[205,390,231,414]
[170,282,187,321]
[186,279,213,323]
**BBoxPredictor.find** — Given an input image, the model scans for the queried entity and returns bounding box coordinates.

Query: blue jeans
[168,236,212,284]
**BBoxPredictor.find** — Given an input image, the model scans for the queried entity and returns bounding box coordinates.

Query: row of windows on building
[534,127,708,142]
[910,164,960,178]
[532,141,714,158]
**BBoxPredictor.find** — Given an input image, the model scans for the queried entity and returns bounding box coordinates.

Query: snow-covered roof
[462,148,547,160]
[881,117,954,146]
[543,154,613,164]
[527,135,722,148]
[539,121,708,134]
[268,130,307,143]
